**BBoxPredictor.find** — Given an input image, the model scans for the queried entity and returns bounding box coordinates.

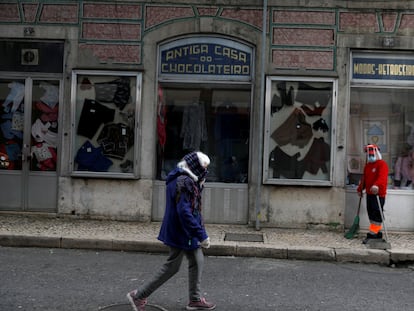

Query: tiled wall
[1,1,414,68]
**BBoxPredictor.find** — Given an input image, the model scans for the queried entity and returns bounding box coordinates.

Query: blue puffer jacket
[158,167,208,250]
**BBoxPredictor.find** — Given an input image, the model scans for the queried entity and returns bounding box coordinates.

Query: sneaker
[126,290,147,311]
[186,297,216,310]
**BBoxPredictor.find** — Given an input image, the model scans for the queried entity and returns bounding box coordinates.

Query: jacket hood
[165,167,184,184]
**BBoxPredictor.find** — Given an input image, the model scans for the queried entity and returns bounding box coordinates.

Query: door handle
[20,154,32,162]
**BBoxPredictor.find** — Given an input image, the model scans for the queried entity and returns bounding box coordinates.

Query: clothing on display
[39,82,59,108]
[180,102,208,150]
[312,118,329,132]
[269,138,331,179]
[80,77,92,90]
[269,146,304,179]
[94,78,130,110]
[31,142,57,171]
[1,119,23,140]
[73,74,137,174]
[301,137,331,175]
[31,119,58,147]
[5,140,21,161]
[157,88,167,149]
[277,81,294,106]
[75,140,113,172]
[97,122,134,160]
[270,82,294,115]
[35,101,59,122]
[11,111,24,131]
[77,99,115,139]
[94,81,118,103]
[271,93,283,115]
[301,104,327,117]
[113,78,130,110]
[3,81,24,113]
[271,108,313,148]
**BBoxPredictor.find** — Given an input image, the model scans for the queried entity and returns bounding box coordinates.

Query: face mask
[198,169,208,182]
[367,155,376,163]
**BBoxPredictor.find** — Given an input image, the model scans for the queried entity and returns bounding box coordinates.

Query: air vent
[21,49,39,65]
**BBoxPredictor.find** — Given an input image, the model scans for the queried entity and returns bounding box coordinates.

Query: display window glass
[0,78,61,172]
[347,87,414,190]
[30,80,59,172]
[263,77,337,185]
[156,84,251,183]
[70,70,141,178]
[0,79,25,171]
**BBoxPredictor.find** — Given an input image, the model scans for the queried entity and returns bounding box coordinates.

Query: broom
[344,153,367,240]
[344,196,362,239]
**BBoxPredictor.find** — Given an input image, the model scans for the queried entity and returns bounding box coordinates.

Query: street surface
[0,247,413,311]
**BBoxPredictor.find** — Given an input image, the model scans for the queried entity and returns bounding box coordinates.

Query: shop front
[1,1,413,231]
[152,36,254,224]
[0,40,64,212]
[345,51,414,231]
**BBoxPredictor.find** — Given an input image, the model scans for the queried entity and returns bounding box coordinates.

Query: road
[0,246,413,311]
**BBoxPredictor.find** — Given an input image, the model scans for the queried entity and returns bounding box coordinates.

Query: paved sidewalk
[0,214,413,265]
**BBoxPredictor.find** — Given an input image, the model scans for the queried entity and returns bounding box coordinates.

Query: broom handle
[376,194,389,242]
[356,196,362,215]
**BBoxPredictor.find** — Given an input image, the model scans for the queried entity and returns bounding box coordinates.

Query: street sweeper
[357,144,389,244]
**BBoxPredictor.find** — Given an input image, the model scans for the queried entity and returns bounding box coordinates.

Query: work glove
[370,185,379,195]
[200,237,210,249]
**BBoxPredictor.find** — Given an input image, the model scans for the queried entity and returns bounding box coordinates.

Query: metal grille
[224,232,264,242]
[100,303,168,311]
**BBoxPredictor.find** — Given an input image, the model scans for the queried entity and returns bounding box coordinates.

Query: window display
[0,79,25,171]
[347,87,414,190]
[71,70,141,178]
[30,80,59,171]
[0,79,61,172]
[156,85,250,183]
[264,77,337,185]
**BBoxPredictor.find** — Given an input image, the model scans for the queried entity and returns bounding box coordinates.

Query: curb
[1,234,414,265]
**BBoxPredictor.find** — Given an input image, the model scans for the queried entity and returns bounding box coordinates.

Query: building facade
[0,0,413,231]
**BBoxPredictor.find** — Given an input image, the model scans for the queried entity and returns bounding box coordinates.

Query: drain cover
[99,303,168,311]
[224,232,264,242]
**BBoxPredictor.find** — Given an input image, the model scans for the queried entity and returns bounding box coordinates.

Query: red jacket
[357,159,389,197]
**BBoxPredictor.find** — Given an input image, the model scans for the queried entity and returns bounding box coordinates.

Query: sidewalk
[1,214,413,266]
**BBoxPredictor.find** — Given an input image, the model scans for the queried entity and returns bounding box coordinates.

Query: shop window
[70,70,141,178]
[0,79,25,171]
[347,87,414,190]
[263,77,337,185]
[31,80,59,172]
[0,79,61,172]
[156,84,250,183]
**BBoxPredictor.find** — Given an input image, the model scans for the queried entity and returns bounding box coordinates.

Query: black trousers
[366,194,385,223]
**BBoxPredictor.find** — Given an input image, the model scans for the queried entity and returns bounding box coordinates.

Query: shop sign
[352,53,414,81]
[158,37,253,81]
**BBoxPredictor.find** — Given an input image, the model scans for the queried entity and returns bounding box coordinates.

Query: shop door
[0,77,60,212]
